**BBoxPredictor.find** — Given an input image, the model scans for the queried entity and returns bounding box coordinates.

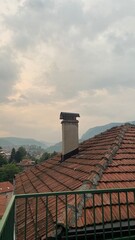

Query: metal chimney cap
[60,112,80,121]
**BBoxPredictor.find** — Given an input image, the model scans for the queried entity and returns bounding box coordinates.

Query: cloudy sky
[0,0,135,143]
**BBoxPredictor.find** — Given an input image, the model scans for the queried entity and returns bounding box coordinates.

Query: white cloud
[0,0,135,142]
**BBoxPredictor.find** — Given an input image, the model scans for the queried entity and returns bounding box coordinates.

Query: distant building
[0,181,14,196]
[17,158,35,170]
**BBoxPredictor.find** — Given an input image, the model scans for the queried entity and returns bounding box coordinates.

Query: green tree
[14,150,22,163]
[0,154,7,167]
[18,146,27,158]
[39,152,51,162]
[14,146,27,163]
[51,151,57,157]
[0,147,7,167]
[0,163,21,183]
[39,151,57,163]
[9,148,16,163]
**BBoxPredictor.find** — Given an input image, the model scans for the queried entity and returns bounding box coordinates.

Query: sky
[0,0,135,143]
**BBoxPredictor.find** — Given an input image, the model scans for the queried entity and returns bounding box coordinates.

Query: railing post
[0,195,15,240]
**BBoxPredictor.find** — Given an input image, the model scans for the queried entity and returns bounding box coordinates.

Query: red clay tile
[15,124,135,239]
[0,181,13,194]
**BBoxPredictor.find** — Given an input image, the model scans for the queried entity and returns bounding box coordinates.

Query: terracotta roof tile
[0,191,13,218]
[15,123,135,239]
[0,181,13,194]
[0,195,7,218]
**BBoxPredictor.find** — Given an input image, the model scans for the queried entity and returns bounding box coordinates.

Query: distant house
[0,181,14,196]
[16,158,35,170]
[15,113,135,239]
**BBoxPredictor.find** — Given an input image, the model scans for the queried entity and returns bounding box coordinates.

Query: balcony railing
[1,188,135,240]
[0,195,15,240]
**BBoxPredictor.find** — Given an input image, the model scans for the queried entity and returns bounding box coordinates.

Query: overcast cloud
[0,0,135,142]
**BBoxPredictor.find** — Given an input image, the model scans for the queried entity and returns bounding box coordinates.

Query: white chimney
[60,112,80,161]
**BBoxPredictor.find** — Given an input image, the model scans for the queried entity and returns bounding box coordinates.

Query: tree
[0,147,7,167]
[9,148,16,163]
[14,146,27,163]
[39,152,51,162]
[39,151,57,163]
[18,146,27,158]
[0,163,21,183]
[14,150,22,163]
[0,154,7,167]
[51,151,57,157]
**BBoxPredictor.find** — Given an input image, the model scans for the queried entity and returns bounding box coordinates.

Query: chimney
[60,112,80,161]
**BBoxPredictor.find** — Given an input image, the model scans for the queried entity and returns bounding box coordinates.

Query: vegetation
[0,163,21,183]
[9,146,27,163]
[15,146,27,163]
[0,146,26,182]
[9,147,16,163]
[39,151,57,163]
[0,154,7,167]
[0,145,57,182]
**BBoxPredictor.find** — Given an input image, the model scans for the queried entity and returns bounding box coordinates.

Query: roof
[17,159,35,167]
[0,181,14,194]
[15,123,135,239]
[0,189,13,219]
[0,195,7,218]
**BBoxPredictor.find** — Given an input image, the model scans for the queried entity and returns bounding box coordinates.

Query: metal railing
[1,188,135,240]
[0,195,15,240]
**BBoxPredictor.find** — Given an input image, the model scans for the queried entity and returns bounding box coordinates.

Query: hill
[0,137,49,149]
[45,142,62,153]
[1,121,135,153]
[81,121,135,141]
[46,121,135,153]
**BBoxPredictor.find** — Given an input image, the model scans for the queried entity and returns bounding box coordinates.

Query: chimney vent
[60,112,80,161]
